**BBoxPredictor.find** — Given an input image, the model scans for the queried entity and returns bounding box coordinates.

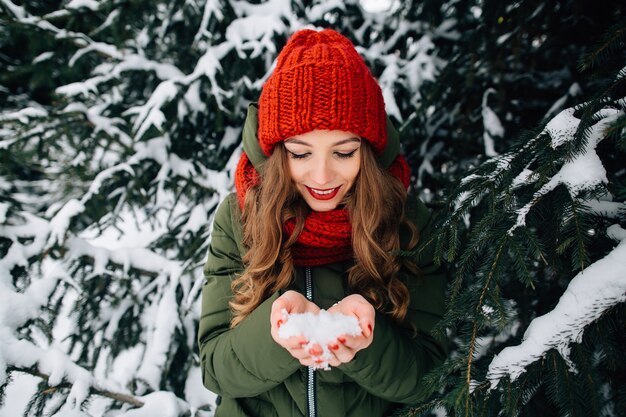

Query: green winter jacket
[197,105,447,417]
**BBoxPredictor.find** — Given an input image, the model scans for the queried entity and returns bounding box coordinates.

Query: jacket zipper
[305,267,316,417]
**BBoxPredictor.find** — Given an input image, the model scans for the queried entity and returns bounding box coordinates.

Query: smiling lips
[305,185,341,201]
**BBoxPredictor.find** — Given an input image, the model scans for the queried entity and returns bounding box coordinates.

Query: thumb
[270,298,291,328]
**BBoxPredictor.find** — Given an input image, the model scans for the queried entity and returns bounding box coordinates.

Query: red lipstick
[305,185,341,201]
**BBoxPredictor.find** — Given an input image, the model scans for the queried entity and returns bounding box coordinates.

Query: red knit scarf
[234,152,410,267]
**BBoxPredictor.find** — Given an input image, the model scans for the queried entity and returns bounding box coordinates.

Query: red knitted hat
[257,29,387,155]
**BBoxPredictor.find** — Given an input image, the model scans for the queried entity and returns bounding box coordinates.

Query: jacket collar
[242,103,401,170]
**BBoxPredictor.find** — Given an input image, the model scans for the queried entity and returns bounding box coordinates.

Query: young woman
[198,28,447,417]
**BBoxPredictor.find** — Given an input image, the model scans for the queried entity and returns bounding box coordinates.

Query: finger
[337,334,365,350]
[300,356,329,368]
[273,290,306,316]
[305,302,322,314]
[327,356,341,367]
[283,336,308,350]
[288,346,312,361]
[358,320,373,338]
[328,339,356,364]
[307,343,323,357]
[270,301,289,326]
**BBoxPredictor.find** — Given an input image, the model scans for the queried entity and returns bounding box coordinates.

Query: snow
[181,203,212,236]
[80,206,166,250]
[226,15,286,58]
[195,0,224,44]
[47,199,86,247]
[182,80,205,116]
[231,0,293,18]
[106,344,143,389]
[3,1,622,414]
[0,329,114,413]
[378,56,403,121]
[482,89,504,157]
[404,35,438,93]
[0,106,48,123]
[1,258,104,409]
[56,77,102,97]
[66,236,179,277]
[57,53,184,99]
[131,80,178,140]
[118,391,189,417]
[0,279,40,331]
[434,19,460,41]
[544,83,583,120]
[61,102,132,148]
[69,42,123,67]
[51,409,91,417]
[278,309,362,370]
[360,0,394,13]
[487,225,626,387]
[136,278,181,389]
[308,0,346,21]
[66,0,100,11]
[0,0,27,19]
[0,372,38,417]
[82,163,134,202]
[511,168,534,188]
[185,366,217,414]
[509,107,621,234]
[481,305,495,315]
[219,126,241,150]
[0,202,7,223]
[546,107,578,149]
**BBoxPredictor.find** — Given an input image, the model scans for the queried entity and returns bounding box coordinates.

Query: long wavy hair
[229,141,419,327]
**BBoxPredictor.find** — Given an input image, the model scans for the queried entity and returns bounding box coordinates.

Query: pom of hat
[258,29,387,156]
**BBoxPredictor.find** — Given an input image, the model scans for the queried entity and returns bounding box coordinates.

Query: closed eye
[335,149,358,159]
[288,151,310,159]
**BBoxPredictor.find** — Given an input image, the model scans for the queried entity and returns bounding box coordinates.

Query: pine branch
[578,17,626,72]
[7,366,144,408]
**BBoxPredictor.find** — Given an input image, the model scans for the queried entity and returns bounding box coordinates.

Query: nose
[310,156,333,186]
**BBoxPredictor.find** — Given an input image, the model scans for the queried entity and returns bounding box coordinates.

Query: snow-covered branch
[487,224,626,386]
[7,366,144,408]
[508,107,622,234]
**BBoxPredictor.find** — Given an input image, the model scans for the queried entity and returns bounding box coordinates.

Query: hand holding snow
[277,309,362,370]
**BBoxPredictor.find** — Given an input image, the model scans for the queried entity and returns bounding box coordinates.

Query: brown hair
[229,142,419,327]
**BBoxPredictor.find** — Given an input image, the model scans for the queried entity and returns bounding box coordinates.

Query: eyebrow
[284,137,361,147]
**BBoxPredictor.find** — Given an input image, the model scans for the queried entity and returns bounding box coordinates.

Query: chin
[301,194,342,212]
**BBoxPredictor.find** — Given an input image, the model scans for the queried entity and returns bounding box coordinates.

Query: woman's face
[283,130,361,212]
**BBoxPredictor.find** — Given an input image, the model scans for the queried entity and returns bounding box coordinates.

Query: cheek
[345,160,361,183]
[287,160,303,182]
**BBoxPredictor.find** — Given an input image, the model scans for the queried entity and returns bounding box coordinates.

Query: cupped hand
[323,293,375,367]
[270,290,321,365]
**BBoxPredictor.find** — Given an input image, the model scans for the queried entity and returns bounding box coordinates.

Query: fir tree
[1,0,624,416]
[0,1,444,415]
[394,19,626,417]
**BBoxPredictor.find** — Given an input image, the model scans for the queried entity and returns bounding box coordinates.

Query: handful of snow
[277,309,362,370]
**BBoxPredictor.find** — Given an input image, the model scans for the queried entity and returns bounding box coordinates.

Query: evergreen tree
[394,18,626,417]
[0,1,444,415]
[0,0,624,416]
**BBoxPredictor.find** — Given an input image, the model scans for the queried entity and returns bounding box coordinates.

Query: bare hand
[270,291,321,365]
[322,294,375,367]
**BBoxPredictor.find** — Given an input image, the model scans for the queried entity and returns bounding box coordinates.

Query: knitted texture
[236,28,409,267]
[235,152,410,267]
[257,28,387,156]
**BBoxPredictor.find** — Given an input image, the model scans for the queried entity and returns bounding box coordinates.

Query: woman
[198,28,447,417]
